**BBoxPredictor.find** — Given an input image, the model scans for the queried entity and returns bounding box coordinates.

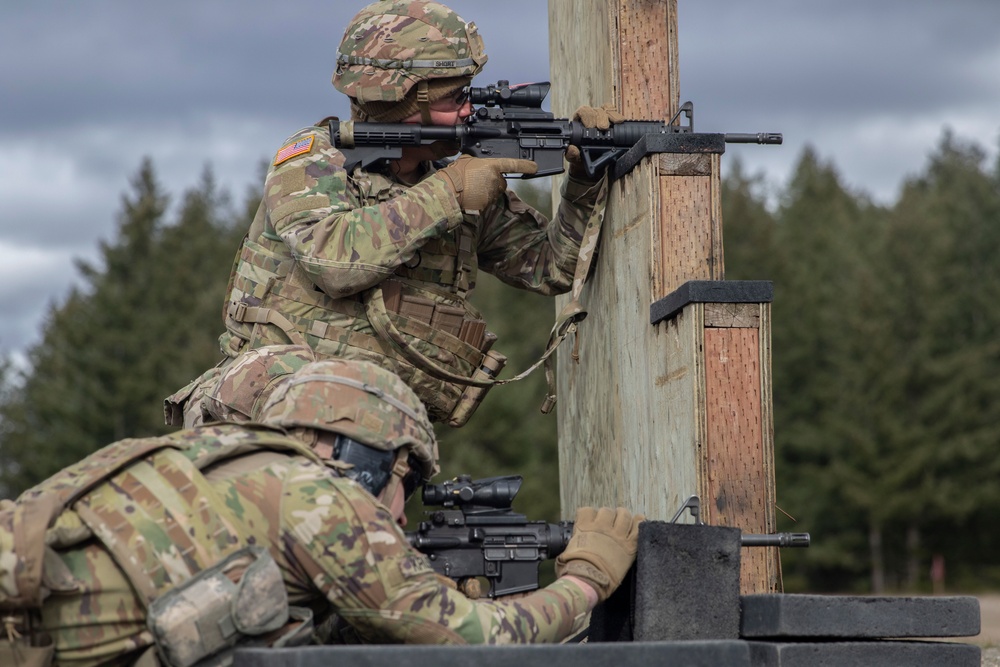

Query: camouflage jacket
[214,123,604,422]
[34,426,589,665]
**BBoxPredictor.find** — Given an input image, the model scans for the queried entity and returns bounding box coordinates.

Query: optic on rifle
[468,80,549,109]
[421,474,521,510]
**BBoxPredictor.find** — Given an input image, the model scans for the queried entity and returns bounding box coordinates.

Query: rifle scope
[422,474,523,509]
[468,80,550,109]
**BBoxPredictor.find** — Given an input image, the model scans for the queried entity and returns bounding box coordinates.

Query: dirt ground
[977,595,1000,647]
[977,595,1000,666]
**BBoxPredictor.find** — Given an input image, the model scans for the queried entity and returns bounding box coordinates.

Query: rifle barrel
[725,133,783,145]
[741,532,810,547]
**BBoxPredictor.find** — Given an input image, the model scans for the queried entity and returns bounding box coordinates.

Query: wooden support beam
[548,0,780,593]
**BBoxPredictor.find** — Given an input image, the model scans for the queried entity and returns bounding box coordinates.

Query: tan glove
[574,103,627,131]
[555,506,643,602]
[438,155,538,211]
[567,103,627,179]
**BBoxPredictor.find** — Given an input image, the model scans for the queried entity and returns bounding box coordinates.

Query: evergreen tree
[870,133,1000,589]
[0,161,170,492]
[148,167,249,406]
[735,147,890,591]
[720,159,780,281]
[0,160,251,495]
[722,136,1000,592]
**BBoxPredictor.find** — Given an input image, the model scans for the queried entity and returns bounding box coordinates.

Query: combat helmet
[333,0,487,122]
[259,359,439,498]
[204,345,316,423]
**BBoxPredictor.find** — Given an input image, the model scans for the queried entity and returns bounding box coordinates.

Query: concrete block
[747,640,981,667]
[235,640,752,667]
[741,594,981,638]
[632,521,742,641]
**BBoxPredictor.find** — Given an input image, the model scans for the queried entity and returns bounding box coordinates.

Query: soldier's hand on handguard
[555,506,643,603]
[566,103,627,179]
[438,155,538,212]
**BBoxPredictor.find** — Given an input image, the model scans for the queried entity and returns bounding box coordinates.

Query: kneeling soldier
[2,358,641,666]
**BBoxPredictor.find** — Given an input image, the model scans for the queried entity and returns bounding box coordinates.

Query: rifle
[332,80,781,181]
[406,475,573,598]
[406,475,809,598]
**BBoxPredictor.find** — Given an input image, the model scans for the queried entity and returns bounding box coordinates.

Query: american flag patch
[273,136,315,166]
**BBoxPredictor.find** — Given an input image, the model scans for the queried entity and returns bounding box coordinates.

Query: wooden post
[549,0,780,593]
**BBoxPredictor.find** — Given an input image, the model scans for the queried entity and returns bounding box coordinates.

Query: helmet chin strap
[417,80,433,125]
[378,448,413,505]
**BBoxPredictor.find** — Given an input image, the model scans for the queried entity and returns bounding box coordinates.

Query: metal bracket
[650,280,774,325]
[670,495,705,525]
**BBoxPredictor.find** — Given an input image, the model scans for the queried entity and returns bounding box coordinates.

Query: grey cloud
[0,244,93,354]
[2,3,343,128]
[680,1,1000,123]
[1,1,548,134]
[2,0,999,360]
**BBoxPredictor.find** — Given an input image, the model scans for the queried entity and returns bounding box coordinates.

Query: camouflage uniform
[213,124,602,419]
[165,0,607,428]
[1,425,590,666]
[200,344,315,424]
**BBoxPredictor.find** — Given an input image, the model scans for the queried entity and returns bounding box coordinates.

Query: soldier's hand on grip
[573,103,627,131]
[566,103,627,178]
[439,155,538,211]
[554,506,643,602]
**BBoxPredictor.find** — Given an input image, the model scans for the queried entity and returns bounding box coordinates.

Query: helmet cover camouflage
[204,345,316,423]
[258,359,439,480]
[333,0,487,104]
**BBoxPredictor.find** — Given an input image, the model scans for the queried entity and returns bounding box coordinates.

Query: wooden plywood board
[556,160,700,519]
[615,0,678,118]
[655,152,724,298]
[548,0,615,114]
[549,0,778,593]
[702,312,779,592]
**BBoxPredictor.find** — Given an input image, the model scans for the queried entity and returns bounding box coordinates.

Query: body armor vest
[1,426,320,665]
[220,163,503,426]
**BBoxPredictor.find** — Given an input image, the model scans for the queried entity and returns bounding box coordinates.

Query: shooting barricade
[235,519,981,666]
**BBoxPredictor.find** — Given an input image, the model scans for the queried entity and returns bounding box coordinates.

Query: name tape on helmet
[336,54,477,70]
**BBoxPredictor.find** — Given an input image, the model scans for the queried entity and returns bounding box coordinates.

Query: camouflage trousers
[163,361,233,429]
[0,638,55,667]
[24,542,149,667]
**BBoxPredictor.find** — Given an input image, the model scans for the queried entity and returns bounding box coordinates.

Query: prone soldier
[2,355,641,666]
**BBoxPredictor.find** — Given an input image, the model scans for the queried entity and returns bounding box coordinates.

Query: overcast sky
[2,1,999,368]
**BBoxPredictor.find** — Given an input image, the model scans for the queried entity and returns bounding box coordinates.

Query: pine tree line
[725,134,1000,593]
[0,159,249,490]
[2,135,999,593]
